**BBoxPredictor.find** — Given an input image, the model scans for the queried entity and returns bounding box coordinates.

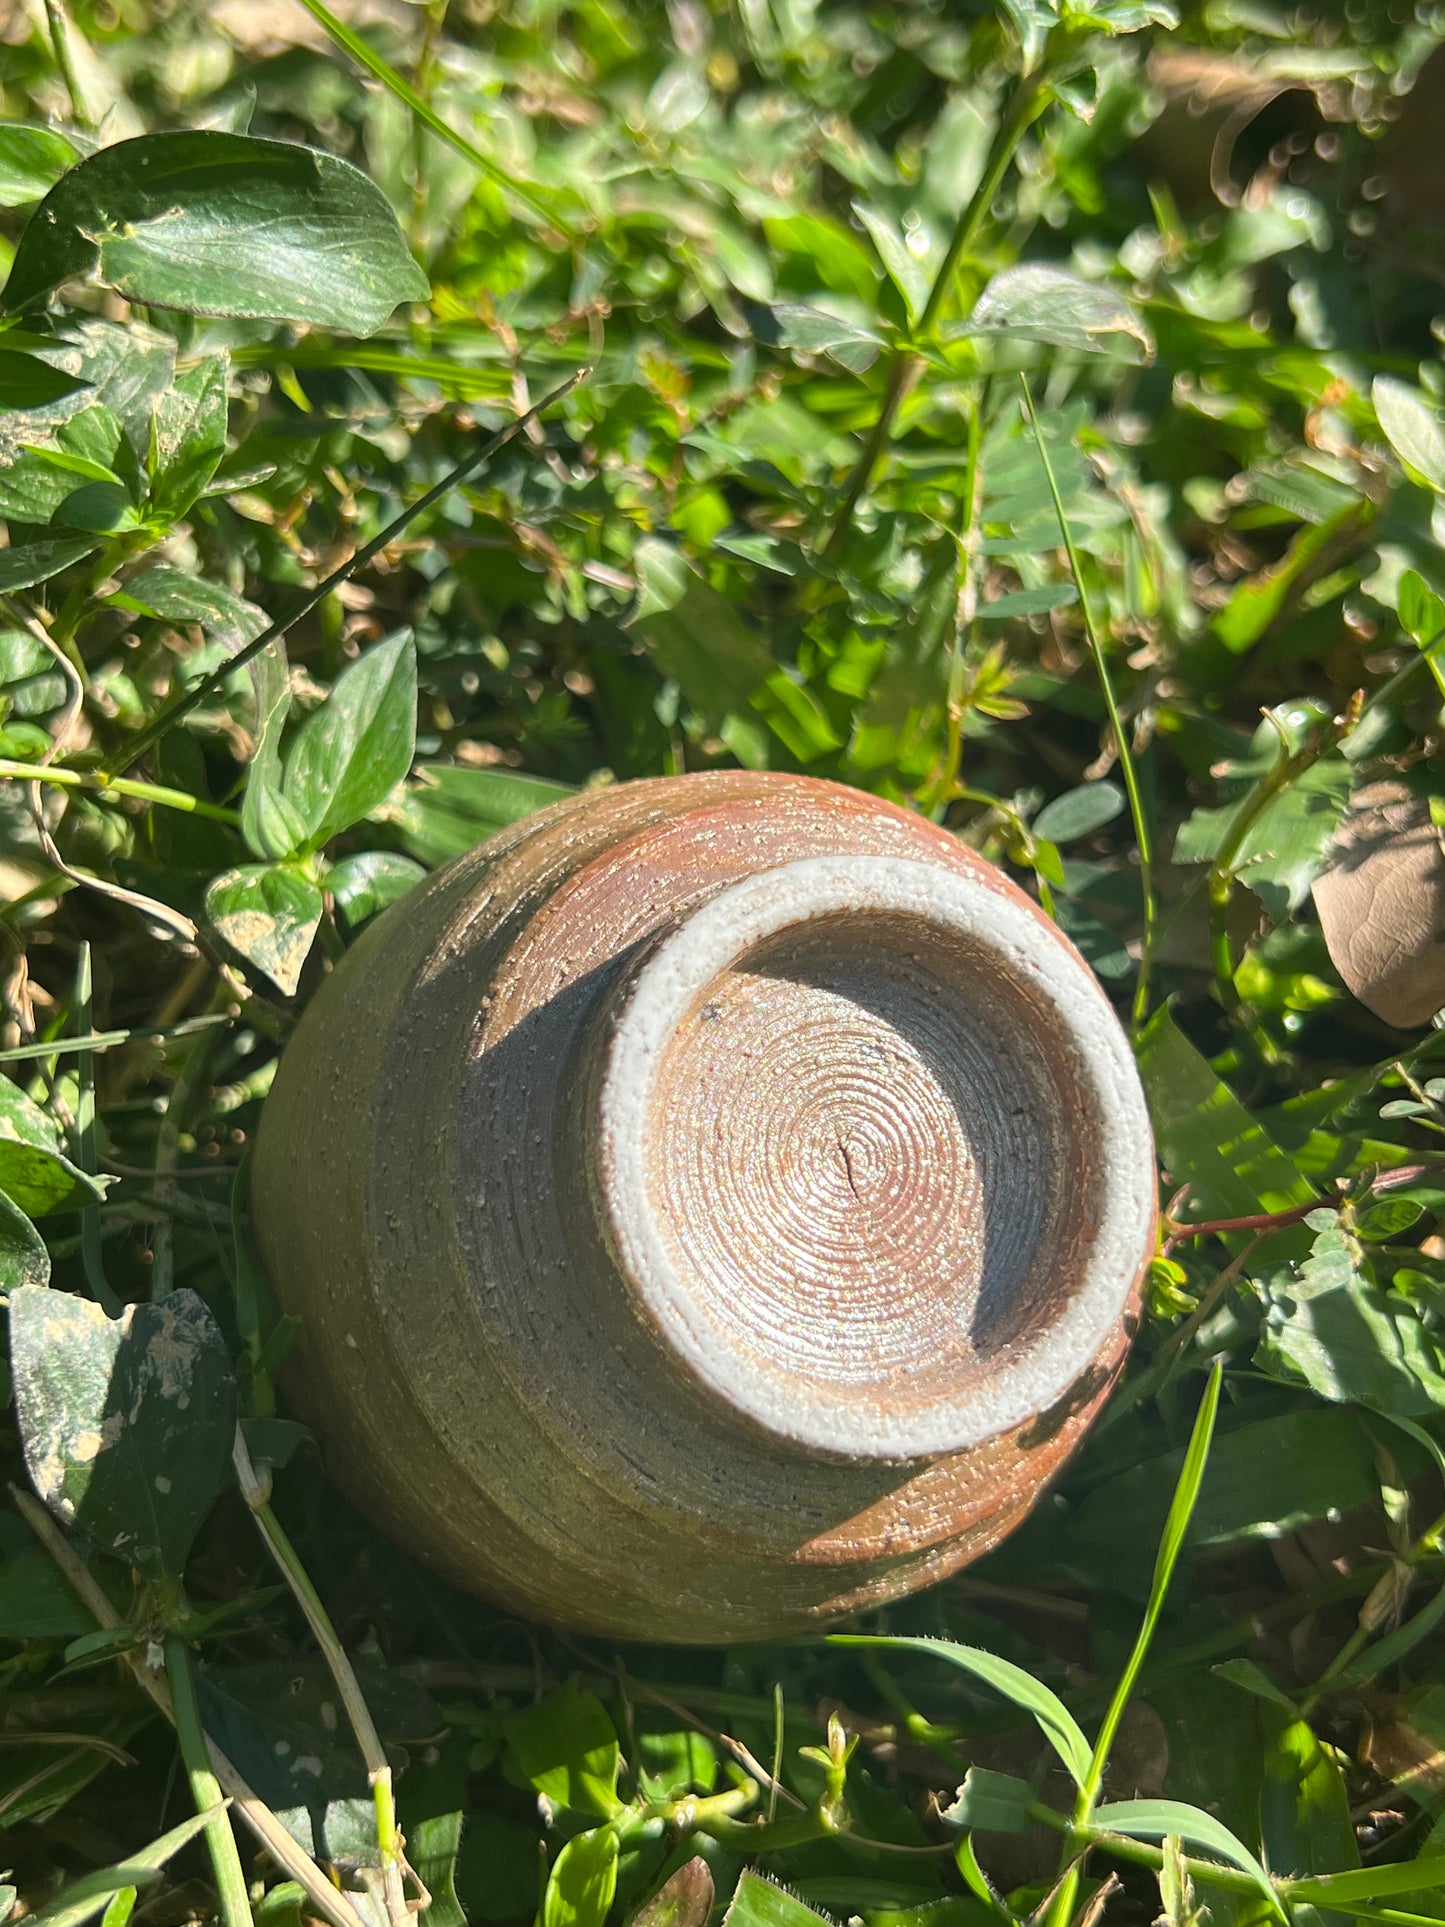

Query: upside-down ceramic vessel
[252,772,1156,1642]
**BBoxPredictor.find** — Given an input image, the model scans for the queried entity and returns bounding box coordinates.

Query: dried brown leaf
[1312,780,1445,1027]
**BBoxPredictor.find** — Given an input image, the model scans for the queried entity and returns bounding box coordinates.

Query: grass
[5,2,1445,1926]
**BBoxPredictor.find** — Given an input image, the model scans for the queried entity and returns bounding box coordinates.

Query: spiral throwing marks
[254,774,1156,1641]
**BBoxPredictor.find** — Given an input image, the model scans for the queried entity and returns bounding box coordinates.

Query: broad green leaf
[0,536,99,592]
[147,355,228,521]
[1065,1407,1393,1575]
[205,864,323,997]
[388,764,574,866]
[328,850,426,928]
[1090,1799,1284,1920]
[723,1873,835,1927]
[1173,754,1352,916]
[1399,569,1445,648]
[0,1078,106,1217]
[941,1767,1034,1834]
[0,1186,49,1287]
[1257,1224,1445,1415]
[958,265,1152,361]
[282,631,418,850]
[852,203,932,322]
[1374,376,1445,491]
[0,348,88,408]
[506,1682,624,1819]
[9,1285,236,1590]
[543,1830,619,1927]
[632,1860,715,1927]
[116,565,266,649]
[1033,782,1124,844]
[24,1804,223,1927]
[3,132,429,334]
[0,1514,89,1637]
[54,480,141,534]
[772,302,883,373]
[1259,1717,1357,1898]
[1137,1008,1313,1237]
[829,1635,1091,1788]
[0,124,80,206]
[634,1727,717,1802]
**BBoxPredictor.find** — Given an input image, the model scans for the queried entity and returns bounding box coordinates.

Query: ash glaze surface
[253,772,1156,1642]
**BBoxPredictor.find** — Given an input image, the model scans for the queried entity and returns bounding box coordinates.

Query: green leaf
[388,764,574,866]
[630,538,839,764]
[1033,782,1124,844]
[0,536,99,593]
[0,1515,89,1637]
[328,850,425,928]
[9,1285,237,1590]
[1374,376,1445,491]
[1211,1659,1298,1712]
[1257,1224,1445,1415]
[24,1803,224,1927]
[1173,741,1353,917]
[941,1767,1034,1834]
[54,480,142,534]
[506,1682,624,1819]
[0,1186,49,1287]
[205,864,324,996]
[1089,1799,1284,1921]
[0,123,81,207]
[1259,1717,1357,1892]
[976,584,1077,619]
[0,1078,106,1217]
[543,1830,620,1927]
[147,355,228,522]
[3,132,429,334]
[0,347,89,408]
[1291,1857,1445,1905]
[1399,569,1445,649]
[958,266,1152,361]
[772,302,884,373]
[282,632,418,850]
[1136,1008,1314,1238]
[829,1635,1091,1788]
[723,1873,835,1927]
[118,565,266,647]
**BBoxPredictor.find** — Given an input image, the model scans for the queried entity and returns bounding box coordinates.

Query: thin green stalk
[163,1637,255,1927]
[1021,372,1156,1033]
[0,759,240,824]
[233,1434,409,1927]
[42,0,89,127]
[107,368,588,779]
[822,70,1050,557]
[1048,1363,1223,1927]
[293,0,564,232]
[72,944,120,1318]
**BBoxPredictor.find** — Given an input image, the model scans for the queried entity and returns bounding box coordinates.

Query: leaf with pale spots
[9,1286,236,1589]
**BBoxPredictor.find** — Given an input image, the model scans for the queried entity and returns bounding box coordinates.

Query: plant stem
[822,69,1049,557]
[13,1485,370,1927]
[72,943,120,1318]
[163,1636,255,1927]
[233,1432,410,1927]
[43,0,89,127]
[0,759,240,824]
[107,368,588,779]
[1021,372,1156,1033]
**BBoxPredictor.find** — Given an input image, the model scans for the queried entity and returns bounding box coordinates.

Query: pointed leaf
[829,1635,1091,1788]
[1089,1799,1284,1920]
[205,864,323,997]
[283,632,417,849]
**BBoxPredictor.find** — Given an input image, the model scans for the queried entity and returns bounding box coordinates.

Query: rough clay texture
[253,772,1156,1642]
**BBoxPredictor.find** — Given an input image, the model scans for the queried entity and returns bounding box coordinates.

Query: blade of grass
[163,1635,255,1927]
[1020,371,1156,1033]
[25,1804,224,1927]
[292,0,568,234]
